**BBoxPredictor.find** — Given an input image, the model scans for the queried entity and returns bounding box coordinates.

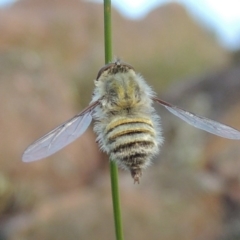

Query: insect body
[22,60,240,183]
[91,62,162,182]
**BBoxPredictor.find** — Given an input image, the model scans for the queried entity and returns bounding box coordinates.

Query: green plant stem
[104,0,112,63]
[110,161,124,240]
[104,1,124,240]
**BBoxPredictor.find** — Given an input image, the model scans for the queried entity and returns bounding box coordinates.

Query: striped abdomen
[104,117,159,182]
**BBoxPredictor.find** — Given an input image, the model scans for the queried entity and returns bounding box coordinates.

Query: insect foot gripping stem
[131,168,142,184]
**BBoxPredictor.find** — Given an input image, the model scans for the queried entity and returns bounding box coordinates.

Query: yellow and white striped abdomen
[102,116,160,175]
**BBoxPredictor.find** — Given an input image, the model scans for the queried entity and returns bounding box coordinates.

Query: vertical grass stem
[103,1,124,239]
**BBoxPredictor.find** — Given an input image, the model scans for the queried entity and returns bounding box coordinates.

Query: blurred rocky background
[0,0,240,239]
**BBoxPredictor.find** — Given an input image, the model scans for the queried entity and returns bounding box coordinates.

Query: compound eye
[96,63,114,80]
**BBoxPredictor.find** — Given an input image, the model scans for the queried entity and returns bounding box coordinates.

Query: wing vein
[22,100,100,162]
[153,97,240,140]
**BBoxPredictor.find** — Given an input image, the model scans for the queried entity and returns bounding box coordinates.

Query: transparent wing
[22,101,100,162]
[153,97,240,140]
